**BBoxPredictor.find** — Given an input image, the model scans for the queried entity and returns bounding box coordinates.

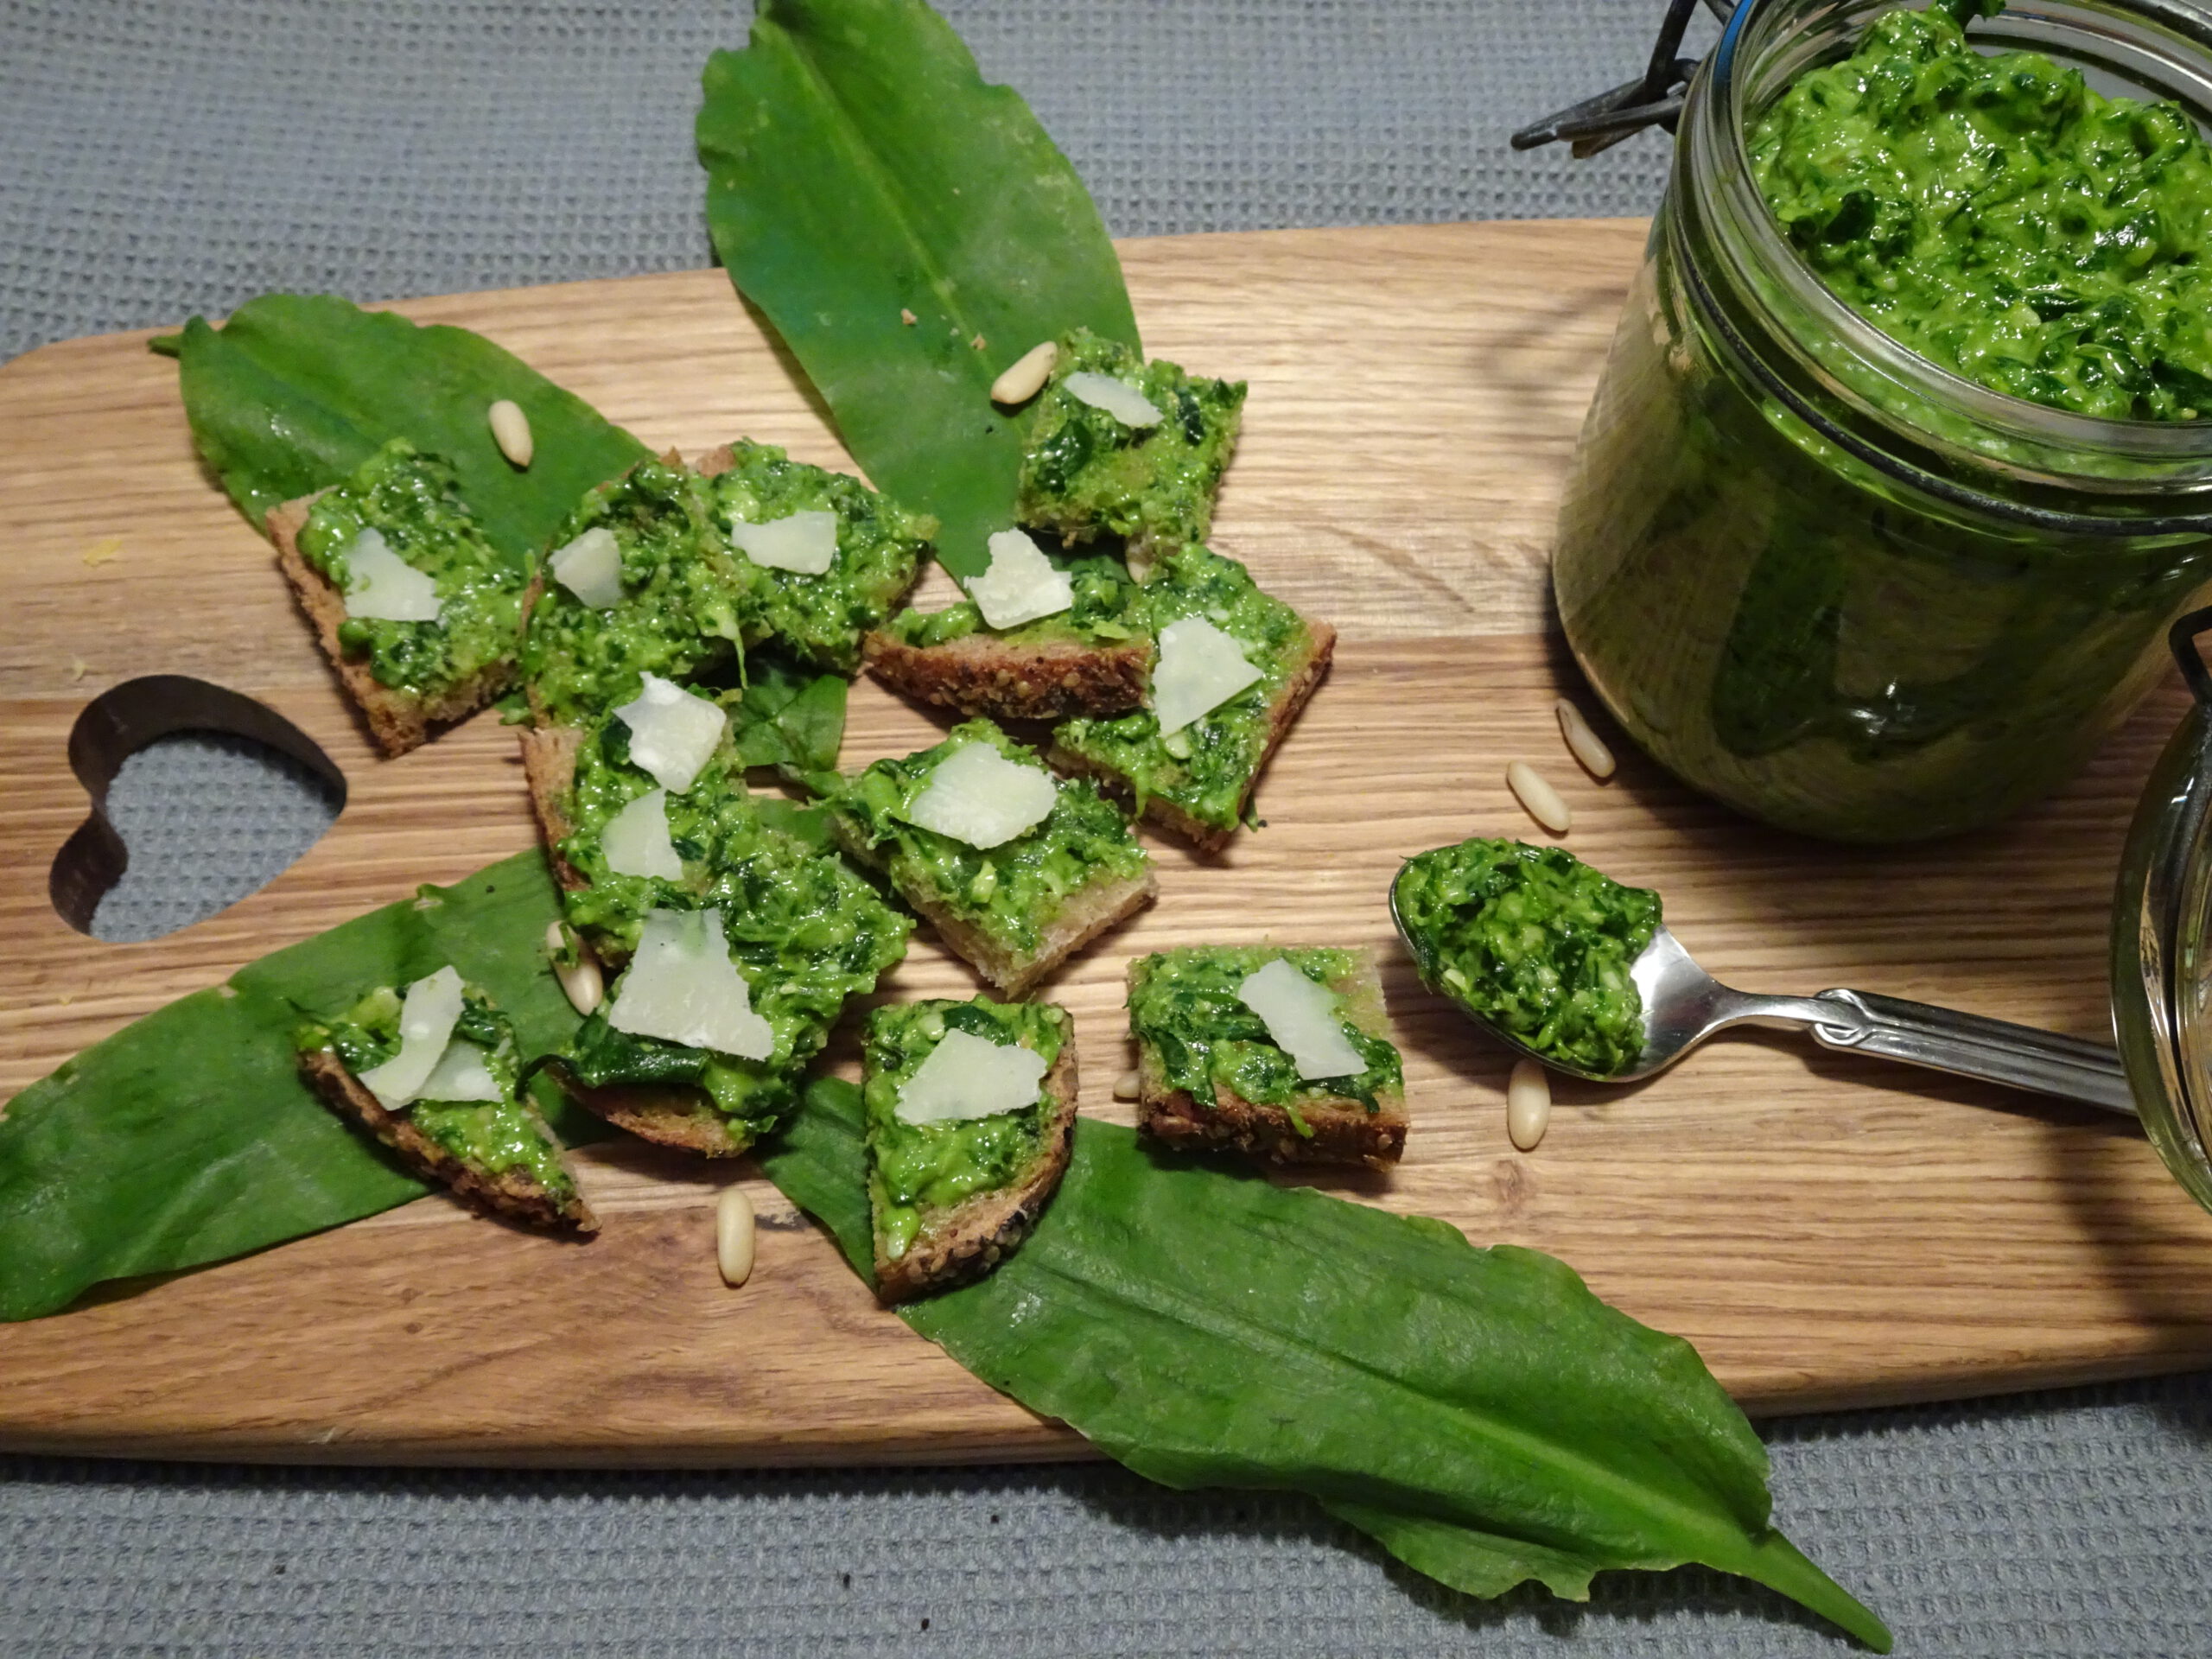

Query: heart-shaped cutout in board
[49,677,346,940]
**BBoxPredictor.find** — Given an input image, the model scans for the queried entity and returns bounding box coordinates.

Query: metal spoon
[1389,893,2137,1115]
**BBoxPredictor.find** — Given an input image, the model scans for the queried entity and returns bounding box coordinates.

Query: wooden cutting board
[3,219,2211,1468]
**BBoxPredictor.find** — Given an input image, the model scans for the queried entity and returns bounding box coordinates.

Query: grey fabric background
[4,1,2210,1654]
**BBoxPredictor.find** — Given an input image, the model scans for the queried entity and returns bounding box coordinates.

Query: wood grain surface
[3,219,2210,1468]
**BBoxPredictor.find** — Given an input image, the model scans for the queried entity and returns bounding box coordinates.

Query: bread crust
[873,1025,1079,1303]
[267,495,512,758]
[832,817,1156,1000]
[298,1048,598,1234]
[1049,617,1337,853]
[861,628,1152,721]
[1129,947,1407,1170]
[517,723,589,896]
[549,1071,753,1157]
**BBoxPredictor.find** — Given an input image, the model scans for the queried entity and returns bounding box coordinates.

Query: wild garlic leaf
[696,0,1139,579]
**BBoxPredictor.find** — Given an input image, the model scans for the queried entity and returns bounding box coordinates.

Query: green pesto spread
[1016,327,1246,555]
[1392,838,1660,1077]
[833,719,1149,957]
[298,984,575,1197]
[296,439,528,700]
[553,718,912,1133]
[709,440,934,671]
[519,456,753,725]
[863,997,1066,1262]
[880,551,1147,650]
[1127,946,1401,1128]
[1052,544,1314,836]
[1751,0,2212,420]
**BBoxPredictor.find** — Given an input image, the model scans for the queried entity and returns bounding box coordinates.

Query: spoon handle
[1802,988,2136,1116]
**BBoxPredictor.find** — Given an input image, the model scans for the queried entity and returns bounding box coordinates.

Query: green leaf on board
[761,1078,1891,1651]
[729,654,850,774]
[696,0,1140,579]
[0,855,595,1322]
[165,293,652,548]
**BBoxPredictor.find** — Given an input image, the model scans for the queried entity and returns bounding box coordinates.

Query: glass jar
[1554,0,2212,843]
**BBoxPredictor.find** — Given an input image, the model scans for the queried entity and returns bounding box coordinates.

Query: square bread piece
[864,997,1078,1303]
[1049,543,1334,852]
[266,438,528,756]
[832,718,1156,999]
[1015,326,1246,562]
[1128,944,1406,1169]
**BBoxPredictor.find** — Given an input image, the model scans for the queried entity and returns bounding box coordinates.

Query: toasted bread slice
[298,1048,598,1234]
[861,626,1151,721]
[834,815,1155,999]
[268,496,513,757]
[1128,945,1406,1170]
[870,1010,1079,1303]
[518,722,589,895]
[548,1071,753,1157]
[1051,617,1336,853]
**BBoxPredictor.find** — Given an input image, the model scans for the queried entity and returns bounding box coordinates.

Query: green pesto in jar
[1751,0,2212,420]
[1392,838,1660,1077]
[1127,946,1401,1128]
[296,440,528,700]
[1052,544,1315,836]
[880,552,1147,650]
[863,997,1066,1262]
[297,984,575,1196]
[708,439,935,672]
[520,456,755,725]
[1017,327,1247,556]
[832,719,1149,957]
[552,719,912,1133]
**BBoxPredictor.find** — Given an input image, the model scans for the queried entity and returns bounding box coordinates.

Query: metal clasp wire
[1510,0,1735,157]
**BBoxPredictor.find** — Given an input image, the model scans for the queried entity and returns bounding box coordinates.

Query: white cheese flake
[901,741,1058,849]
[601,788,684,880]
[896,1028,1051,1124]
[615,674,728,795]
[730,508,839,575]
[968,529,1074,630]
[416,1039,505,1104]
[340,527,442,623]
[1237,957,1368,1082]
[605,908,773,1060]
[1151,616,1264,735]
[1065,371,1163,429]
[550,525,625,609]
[358,965,467,1110]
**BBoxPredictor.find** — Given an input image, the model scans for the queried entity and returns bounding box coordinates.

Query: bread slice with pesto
[1048,544,1335,853]
[861,550,1152,721]
[863,997,1078,1303]
[1127,945,1406,1169]
[295,969,596,1234]
[267,439,528,756]
[521,706,912,1158]
[830,718,1156,1000]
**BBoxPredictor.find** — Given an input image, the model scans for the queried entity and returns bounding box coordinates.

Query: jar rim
[1699,0,2212,473]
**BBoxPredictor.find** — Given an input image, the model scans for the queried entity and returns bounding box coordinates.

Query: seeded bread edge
[298,1047,599,1235]
[1128,945,1407,1170]
[267,494,514,759]
[872,1016,1080,1303]
[861,628,1153,721]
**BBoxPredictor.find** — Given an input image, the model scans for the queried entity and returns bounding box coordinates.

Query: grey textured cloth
[7,1,2212,1655]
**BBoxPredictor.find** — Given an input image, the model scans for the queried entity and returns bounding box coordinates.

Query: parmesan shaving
[901,741,1058,849]
[606,908,773,1059]
[550,525,625,609]
[340,527,442,623]
[730,508,840,575]
[969,529,1073,630]
[417,1039,505,1104]
[601,788,684,880]
[615,674,727,795]
[358,965,467,1109]
[896,1028,1051,1124]
[1065,371,1163,428]
[1152,616,1263,734]
[1237,957,1367,1082]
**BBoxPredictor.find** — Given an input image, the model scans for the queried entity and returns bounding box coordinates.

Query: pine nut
[1507,760,1572,835]
[488,398,533,468]
[1554,698,1616,780]
[990,340,1058,405]
[1507,1059,1551,1151]
[1114,1069,1141,1100]
[546,920,602,1017]
[717,1185,757,1287]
